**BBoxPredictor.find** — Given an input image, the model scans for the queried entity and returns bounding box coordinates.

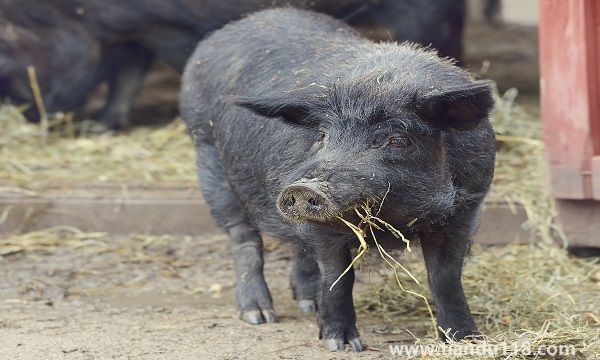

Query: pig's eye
[317,130,328,142]
[387,135,411,148]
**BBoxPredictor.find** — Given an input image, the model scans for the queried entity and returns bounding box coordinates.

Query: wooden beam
[0,185,533,245]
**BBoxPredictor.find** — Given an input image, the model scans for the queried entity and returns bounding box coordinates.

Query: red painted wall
[539,0,600,199]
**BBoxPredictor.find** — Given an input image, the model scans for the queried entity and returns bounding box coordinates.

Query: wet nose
[277,179,333,222]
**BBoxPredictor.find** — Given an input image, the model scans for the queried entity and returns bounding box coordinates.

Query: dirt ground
[0,233,422,359]
[0,20,546,360]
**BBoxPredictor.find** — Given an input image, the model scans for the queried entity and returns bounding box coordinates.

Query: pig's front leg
[228,223,277,324]
[315,245,364,352]
[420,204,482,341]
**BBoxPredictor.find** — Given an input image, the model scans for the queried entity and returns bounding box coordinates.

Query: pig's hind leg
[195,143,276,324]
[420,203,482,341]
[290,243,320,313]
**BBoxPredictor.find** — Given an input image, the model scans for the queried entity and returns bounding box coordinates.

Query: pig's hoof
[323,337,364,351]
[349,337,365,352]
[321,323,364,352]
[241,309,277,325]
[442,328,483,342]
[261,309,278,323]
[324,338,345,351]
[96,113,130,131]
[457,330,484,342]
[298,299,317,313]
[84,121,110,134]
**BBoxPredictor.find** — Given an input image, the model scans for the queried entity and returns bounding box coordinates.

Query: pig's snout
[277,180,336,222]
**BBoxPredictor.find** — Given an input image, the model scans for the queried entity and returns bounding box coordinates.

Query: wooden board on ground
[0,184,534,245]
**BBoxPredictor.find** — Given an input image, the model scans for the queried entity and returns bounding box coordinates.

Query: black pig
[181,8,495,351]
[344,0,465,62]
[0,0,465,129]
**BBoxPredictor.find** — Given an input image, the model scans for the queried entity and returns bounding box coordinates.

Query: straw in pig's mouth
[332,200,439,339]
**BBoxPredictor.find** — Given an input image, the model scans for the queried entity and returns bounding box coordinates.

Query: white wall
[468,0,539,25]
[502,0,538,25]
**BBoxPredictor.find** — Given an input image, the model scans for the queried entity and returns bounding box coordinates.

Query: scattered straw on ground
[0,104,196,189]
[1,227,598,359]
[0,225,110,256]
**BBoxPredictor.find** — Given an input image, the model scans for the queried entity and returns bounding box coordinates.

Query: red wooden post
[539,0,600,247]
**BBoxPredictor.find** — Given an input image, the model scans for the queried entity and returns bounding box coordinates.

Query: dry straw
[26,66,49,142]
[0,103,197,189]
[333,200,439,337]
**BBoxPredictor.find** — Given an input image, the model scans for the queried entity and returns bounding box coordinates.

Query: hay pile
[490,88,561,243]
[356,243,600,359]
[0,104,196,190]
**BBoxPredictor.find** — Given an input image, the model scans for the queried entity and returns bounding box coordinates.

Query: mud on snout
[276,178,341,223]
[276,177,388,225]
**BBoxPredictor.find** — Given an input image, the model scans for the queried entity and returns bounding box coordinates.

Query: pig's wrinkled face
[276,110,453,227]
[235,76,493,231]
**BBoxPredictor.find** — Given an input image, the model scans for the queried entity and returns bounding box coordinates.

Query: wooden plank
[0,185,219,236]
[477,200,536,244]
[0,186,534,245]
[556,199,600,247]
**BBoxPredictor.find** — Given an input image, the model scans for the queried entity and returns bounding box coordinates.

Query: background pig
[0,0,467,129]
[344,0,465,62]
[0,1,103,122]
[180,8,495,352]
[0,1,153,128]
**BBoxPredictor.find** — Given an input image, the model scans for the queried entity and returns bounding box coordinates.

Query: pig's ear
[416,80,494,131]
[232,96,316,127]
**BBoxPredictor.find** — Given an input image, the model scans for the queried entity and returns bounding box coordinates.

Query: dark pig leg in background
[315,245,364,351]
[0,56,17,97]
[420,203,482,340]
[96,44,154,130]
[194,143,276,324]
[290,243,320,313]
[484,0,502,25]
